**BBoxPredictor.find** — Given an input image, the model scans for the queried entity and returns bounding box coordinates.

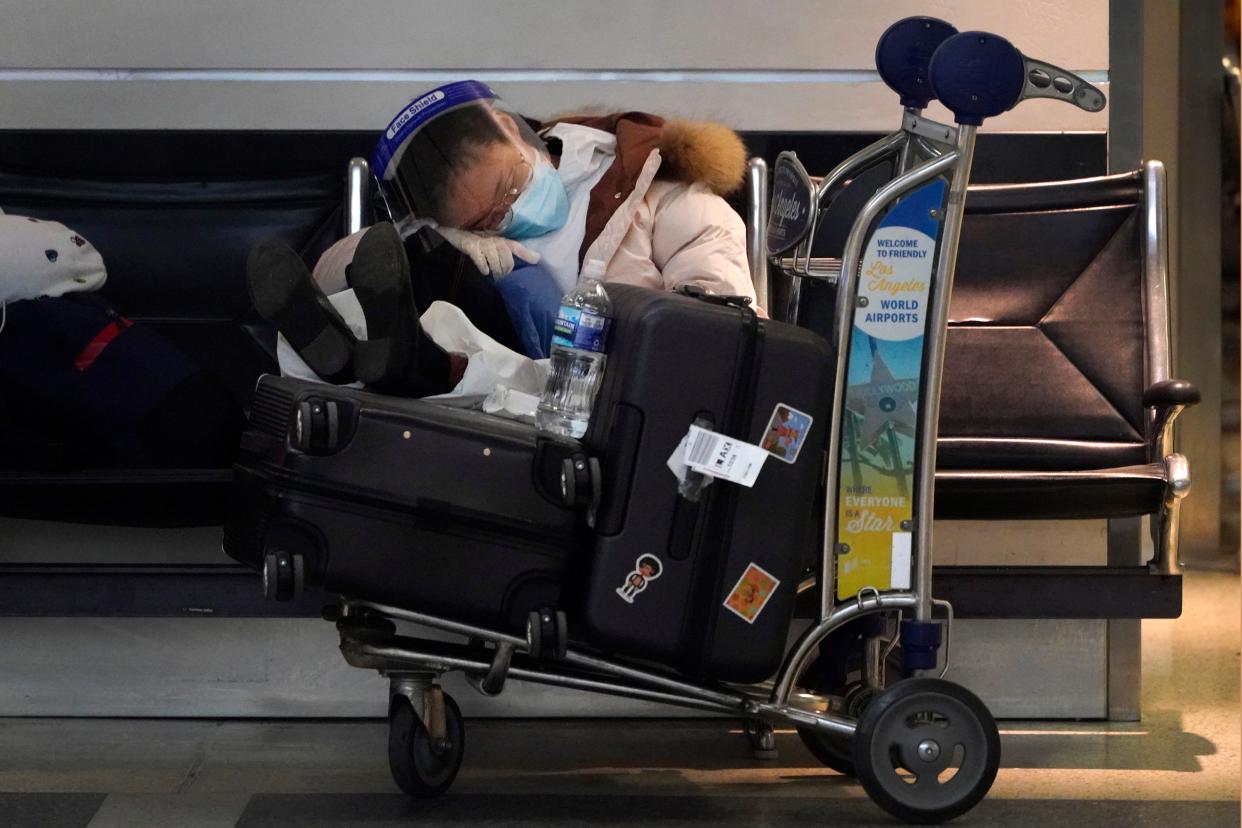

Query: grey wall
[0,0,1108,132]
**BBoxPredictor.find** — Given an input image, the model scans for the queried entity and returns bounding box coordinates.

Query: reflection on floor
[0,571,1237,827]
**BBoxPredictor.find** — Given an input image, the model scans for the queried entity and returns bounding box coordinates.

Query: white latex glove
[436,226,540,278]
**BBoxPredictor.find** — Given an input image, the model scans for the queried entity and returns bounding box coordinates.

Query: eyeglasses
[472,156,532,233]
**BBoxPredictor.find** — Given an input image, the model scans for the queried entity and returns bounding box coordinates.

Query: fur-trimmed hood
[654,119,748,197]
[543,111,747,197]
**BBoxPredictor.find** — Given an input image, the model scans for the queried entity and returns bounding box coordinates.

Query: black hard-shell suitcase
[224,375,585,632]
[582,285,834,683]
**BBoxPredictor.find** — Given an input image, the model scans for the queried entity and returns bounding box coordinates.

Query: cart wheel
[797,729,856,776]
[795,645,900,776]
[853,678,999,824]
[388,693,465,798]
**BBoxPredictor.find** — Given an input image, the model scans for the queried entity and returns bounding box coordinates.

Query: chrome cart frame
[316,19,1108,824]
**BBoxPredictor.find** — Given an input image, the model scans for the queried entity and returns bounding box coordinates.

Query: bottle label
[551,305,611,353]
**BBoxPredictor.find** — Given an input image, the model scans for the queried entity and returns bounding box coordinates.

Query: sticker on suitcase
[722,563,781,624]
[615,554,663,604]
[759,404,814,464]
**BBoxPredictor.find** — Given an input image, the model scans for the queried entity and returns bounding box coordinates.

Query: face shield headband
[371,80,553,237]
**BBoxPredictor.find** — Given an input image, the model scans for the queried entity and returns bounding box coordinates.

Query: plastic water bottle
[537,260,612,439]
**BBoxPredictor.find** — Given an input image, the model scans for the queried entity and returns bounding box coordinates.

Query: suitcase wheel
[559,455,602,514]
[262,550,304,602]
[526,609,569,660]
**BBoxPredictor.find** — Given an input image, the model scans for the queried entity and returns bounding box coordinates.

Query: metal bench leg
[1152,453,1191,576]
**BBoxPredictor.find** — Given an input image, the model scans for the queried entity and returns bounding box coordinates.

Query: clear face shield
[372,81,563,239]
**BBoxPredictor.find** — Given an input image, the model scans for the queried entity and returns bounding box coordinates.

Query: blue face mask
[500,156,569,240]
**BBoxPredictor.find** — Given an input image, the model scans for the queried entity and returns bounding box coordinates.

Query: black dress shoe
[349,222,454,396]
[246,240,357,384]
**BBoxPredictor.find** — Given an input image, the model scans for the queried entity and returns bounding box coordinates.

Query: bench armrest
[1143,378,1200,408]
[1144,378,1198,465]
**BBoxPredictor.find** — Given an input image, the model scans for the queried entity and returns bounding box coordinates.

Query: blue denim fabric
[494,262,564,359]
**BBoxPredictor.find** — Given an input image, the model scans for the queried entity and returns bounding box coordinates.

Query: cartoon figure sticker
[759,404,814,464]
[615,554,663,604]
[723,563,781,624]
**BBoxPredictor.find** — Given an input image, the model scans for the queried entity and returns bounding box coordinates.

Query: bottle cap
[580,259,607,282]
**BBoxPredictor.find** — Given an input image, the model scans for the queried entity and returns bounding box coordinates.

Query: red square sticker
[723,563,781,624]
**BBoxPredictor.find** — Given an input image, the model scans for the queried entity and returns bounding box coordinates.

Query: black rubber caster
[796,632,903,777]
[388,692,465,798]
[262,550,303,601]
[853,678,1000,824]
[527,609,568,660]
[745,719,779,760]
[798,726,856,776]
[799,678,888,775]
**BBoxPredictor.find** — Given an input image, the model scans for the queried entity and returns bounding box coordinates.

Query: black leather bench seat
[934,463,1165,521]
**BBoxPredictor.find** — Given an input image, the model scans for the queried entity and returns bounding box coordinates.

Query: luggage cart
[765,17,1105,785]
[264,19,1107,824]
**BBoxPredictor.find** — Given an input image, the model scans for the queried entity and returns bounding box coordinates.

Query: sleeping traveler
[247,79,756,397]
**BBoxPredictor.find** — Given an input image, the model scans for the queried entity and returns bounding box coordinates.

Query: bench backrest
[0,132,370,525]
[780,169,1159,473]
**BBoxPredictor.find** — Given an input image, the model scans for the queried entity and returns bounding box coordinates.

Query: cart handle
[874,16,958,109]
[929,31,1107,126]
[765,17,958,258]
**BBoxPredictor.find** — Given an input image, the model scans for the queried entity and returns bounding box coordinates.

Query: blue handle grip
[928,31,1026,126]
[874,16,958,109]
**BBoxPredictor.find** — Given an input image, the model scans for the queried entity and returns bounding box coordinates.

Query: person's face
[439,140,533,233]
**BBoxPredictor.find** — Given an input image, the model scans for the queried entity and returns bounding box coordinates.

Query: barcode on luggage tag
[686,427,725,467]
[683,425,767,487]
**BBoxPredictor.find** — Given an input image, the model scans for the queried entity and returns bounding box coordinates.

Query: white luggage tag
[683,425,768,488]
[667,424,716,500]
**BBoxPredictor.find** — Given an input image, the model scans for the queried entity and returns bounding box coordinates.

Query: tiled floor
[0,570,1237,827]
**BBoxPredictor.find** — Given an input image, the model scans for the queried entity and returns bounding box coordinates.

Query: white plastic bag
[275,292,547,421]
[421,301,548,410]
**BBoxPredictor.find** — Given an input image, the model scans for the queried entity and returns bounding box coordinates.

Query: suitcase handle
[674,283,754,310]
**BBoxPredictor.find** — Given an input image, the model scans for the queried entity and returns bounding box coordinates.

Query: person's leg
[349,223,461,397]
[493,263,564,359]
[404,231,526,355]
[246,242,357,384]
